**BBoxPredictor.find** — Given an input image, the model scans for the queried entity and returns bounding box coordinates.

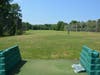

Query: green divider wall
[80,46,100,75]
[0,45,22,75]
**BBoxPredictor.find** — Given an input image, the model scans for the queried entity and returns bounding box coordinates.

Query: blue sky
[13,0,100,24]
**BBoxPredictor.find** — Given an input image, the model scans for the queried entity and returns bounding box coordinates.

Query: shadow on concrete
[8,60,27,75]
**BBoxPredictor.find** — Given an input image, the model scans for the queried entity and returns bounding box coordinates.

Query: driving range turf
[0,30,100,59]
[0,30,100,75]
[12,59,86,75]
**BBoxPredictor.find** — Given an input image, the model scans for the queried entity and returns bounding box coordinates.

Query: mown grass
[16,59,86,75]
[0,30,100,59]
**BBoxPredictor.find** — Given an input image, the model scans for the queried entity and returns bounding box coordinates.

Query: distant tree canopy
[22,19,100,32]
[97,19,100,32]
[22,22,32,31]
[56,21,67,31]
[69,19,100,32]
[32,24,57,30]
[0,0,22,36]
[22,21,67,31]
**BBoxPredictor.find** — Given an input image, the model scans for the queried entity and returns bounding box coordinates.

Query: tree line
[69,19,100,32]
[0,0,22,36]
[22,21,67,31]
[23,19,100,32]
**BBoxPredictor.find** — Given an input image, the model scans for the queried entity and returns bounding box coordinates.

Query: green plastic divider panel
[0,45,22,75]
[80,45,100,75]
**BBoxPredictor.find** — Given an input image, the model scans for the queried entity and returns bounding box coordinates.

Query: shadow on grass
[8,60,27,75]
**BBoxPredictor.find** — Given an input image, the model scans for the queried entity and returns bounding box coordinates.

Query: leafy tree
[9,3,22,35]
[96,19,100,32]
[0,0,12,36]
[56,21,65,31]
[79,21,87,31]
[70,20,79,31]
[86,20,96,32]
[0,0,23,36]
[22,22,32,31]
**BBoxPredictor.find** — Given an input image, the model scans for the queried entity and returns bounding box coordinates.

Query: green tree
[70,20,79,31]
[86,20,96,32]
[22,22,32,31]
[0,0,12,36]
[56,21,65,31]
[9,3,22,35]
[96,19,100,32]
[79,21,87,31]
[0,1,23,36]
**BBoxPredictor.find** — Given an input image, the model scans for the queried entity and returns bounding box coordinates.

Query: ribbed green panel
[0,51,5,75]
[82,46,92,54]
[0,70,6,75]
[96,71,100,75]
[88,71,95,75]
[80,45,100,75]
[0,45,22,75]
[4,45,22,73]
[0,64,5,70]
[92,50,99,58]
[80,52,100,64]
[0,57,5,63]
[95,58,100,64]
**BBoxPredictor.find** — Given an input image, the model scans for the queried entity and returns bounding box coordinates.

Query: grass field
[0,30,100,59]
[12,59,86,75]
[0,30,100,75]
